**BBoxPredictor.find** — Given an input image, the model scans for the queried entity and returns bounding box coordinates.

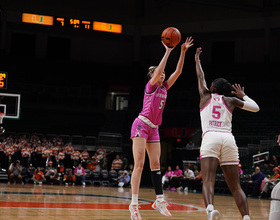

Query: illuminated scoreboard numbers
[70,18,80,28]
[81,21,91,30]
[56,17,65,27]
[0,72,8,89]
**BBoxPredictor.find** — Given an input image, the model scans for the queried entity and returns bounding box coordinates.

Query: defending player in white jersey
[195,47,259,220]
[269,134,280,220]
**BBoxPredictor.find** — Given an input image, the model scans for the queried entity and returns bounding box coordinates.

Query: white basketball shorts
[200,131,239,166]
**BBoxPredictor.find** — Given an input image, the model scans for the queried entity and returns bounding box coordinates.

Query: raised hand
[195,47,202,62]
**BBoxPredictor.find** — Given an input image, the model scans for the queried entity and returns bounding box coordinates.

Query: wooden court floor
[0,183,271,220]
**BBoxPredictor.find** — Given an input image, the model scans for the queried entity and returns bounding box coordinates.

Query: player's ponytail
[147,66,158,79]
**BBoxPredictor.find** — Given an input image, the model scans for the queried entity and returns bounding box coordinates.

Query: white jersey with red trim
[200,93,232,135]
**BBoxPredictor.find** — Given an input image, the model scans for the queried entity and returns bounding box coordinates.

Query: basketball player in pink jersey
[129,37,194,220]
[195,47,259,220]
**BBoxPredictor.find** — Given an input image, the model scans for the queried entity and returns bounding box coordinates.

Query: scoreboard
[0,72,8,90]
[22,13,122,34]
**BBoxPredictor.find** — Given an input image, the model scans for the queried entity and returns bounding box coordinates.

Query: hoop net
[0,112,5,124]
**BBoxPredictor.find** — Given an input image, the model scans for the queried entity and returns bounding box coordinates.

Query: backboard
[0,93,21,119]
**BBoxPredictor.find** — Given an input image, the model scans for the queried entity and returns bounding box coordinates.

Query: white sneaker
[82,182,85,187]
[65,183,69,187]
[129,204,142,220]
[152,200,172,217]
[207,210,221,220]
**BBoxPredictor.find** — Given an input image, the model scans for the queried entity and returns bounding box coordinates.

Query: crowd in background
[0,134,132,187]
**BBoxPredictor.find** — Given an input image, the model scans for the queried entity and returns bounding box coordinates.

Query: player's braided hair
[212,78,233,97]
[147,66,158,79]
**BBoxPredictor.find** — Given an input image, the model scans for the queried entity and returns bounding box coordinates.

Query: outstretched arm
[195,48,209,98]
[150,43,174,86]
[231,84,260,112]
[166,37,194,89]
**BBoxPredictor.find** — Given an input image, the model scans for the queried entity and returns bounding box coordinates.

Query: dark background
[1,0,280,185]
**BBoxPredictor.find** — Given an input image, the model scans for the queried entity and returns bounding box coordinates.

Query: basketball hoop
[0,112,5,124]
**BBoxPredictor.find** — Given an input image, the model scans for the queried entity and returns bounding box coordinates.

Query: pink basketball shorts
[130,118,160,142]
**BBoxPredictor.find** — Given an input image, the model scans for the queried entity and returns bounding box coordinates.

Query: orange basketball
[161,27,181,48]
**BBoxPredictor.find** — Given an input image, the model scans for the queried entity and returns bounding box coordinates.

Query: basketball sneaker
[207,209,221,220]
[129,204,142,220]
[152,200,172,217]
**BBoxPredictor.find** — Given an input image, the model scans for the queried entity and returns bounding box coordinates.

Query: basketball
[161,27,181,48]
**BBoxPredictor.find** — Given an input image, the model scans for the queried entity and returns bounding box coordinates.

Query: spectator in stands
[0,141,4,169]
[71,147,81,168]
[260,167,280,198]
[31,166,45,185]
[86,159,95,171]
[169,165,183,190]
[57,149,65,166]
[238,164,244,176]
[64,169,76,186]
[41,145,51,168]
[111,155,123,172]
[8,160,23,184]
[270,155,279,167]
[49,168,60,185]
[58,163,65,176]
[118,170,131,187]
[21,144,31,169]
[34,143,43,168]
[180,166,195,191]
[50,142,59,167]
[122,154,128,170]
[96,146,106,159]
[80,147,89,168]
[162,166,173,188]
[193,164,200,176]
[264,155,271,167]
[74,163,86,187]
[100,153,108,170]
[4,142,15,171]
[186,140,195,149]
[64,142,74,168]
[246,166,265,197]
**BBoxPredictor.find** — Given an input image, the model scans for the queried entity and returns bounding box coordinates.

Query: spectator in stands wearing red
[21,144,31,169]
[80,147,89,168]
[64,169,76,186]
[111,155,123,172]
[71,147,81,168]
[35,143,43,168]
[64,142,74,168]
[31,167,45,185]
[51,142,59,167]
[57,149,65,166]
[96,146,106,159]
[74,163,86,187]
[4,142,15,171]
[0,141,4,169]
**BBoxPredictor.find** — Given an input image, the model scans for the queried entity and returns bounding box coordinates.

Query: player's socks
[243,215,250,220]
[156,194,164,202]
[131,194,138,205]
[151,170,163,195]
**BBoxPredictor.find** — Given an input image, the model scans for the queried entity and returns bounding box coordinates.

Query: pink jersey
[139,80,169,126]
